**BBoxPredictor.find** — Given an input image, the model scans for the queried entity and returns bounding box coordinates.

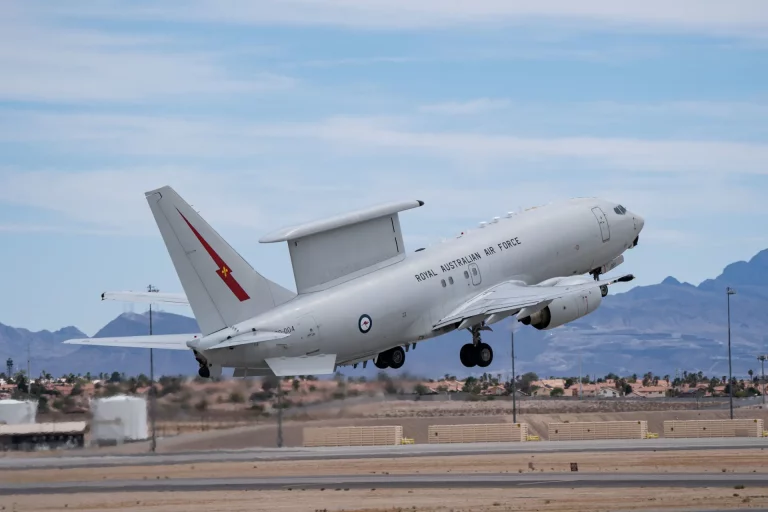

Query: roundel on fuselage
[358,314,372,334]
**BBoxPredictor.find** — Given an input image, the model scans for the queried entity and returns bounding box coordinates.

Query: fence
[428,423,528,444]
[664,419,764,438]
[548,421,648,441]
[303,426,403,447]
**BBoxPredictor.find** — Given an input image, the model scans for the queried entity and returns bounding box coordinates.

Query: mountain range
[2,249,767,380]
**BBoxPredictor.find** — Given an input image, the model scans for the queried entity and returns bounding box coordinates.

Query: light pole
[727,287,736,420]
[277,380,284,448]
[148,284,159,453]
[511,329,517,423]
[758,355,767,406]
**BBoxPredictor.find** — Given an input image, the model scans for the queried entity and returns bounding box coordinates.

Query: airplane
[64,186,644,379]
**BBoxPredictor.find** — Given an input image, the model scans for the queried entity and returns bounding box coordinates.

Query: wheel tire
[460,343,477,367]
[476,343,493,368]
[198,366,211,378]
[388,347,405,369]
[374,353,390,369]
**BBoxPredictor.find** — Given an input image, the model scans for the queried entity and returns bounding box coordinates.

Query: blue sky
[1,1,767,335]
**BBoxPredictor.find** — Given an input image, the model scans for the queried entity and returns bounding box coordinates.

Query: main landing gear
[460,325,493,368]
[374,346,405,370]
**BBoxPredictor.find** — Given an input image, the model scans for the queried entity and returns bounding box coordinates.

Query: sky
[1,1,767,335]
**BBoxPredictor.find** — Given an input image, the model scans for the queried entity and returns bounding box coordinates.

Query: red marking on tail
[177,209,250,302]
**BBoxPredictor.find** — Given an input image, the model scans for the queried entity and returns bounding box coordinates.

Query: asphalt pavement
[1,472,767,495]
[2,437,767,470]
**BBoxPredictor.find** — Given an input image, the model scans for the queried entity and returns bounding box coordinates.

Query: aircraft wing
[434,274,634,330]
[63,333,200,350]
[101,291,189,305]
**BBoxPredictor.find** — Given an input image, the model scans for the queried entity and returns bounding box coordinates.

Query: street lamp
[758,355,767,407]
[726,287,736,420]
[511,329,517,423]
[147,284,159,453]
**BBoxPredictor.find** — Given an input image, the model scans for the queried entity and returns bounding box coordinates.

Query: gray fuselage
[200,198,641,370]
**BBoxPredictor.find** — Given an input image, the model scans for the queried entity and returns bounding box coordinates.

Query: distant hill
[398,248,768,380]
[2,249,767,380]
[0,311,199,378]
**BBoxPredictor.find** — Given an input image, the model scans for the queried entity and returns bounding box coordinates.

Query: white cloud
[0,4,293,103]
[4,111,768,175]
[419,98,512,115]
[67,0,768,37]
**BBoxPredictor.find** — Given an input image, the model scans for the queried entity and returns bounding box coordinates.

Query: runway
[2,472,767,495]
[3,437,767,470]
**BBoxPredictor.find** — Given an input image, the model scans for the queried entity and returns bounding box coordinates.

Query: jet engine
[519,277,603,330]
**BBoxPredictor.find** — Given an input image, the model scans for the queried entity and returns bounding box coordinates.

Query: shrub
[229,391,245,404]
[414,383,430,395]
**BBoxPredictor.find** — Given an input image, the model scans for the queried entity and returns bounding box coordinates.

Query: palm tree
[748,369,754,382]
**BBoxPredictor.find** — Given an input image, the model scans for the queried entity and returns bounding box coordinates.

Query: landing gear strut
[374,346,406,370]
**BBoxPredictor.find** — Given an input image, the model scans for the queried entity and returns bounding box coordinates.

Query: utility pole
[578,353,583,400]
[758,355,767,407]
[277,380,284,448]
[727,287,736,420]
[511,330,517,423]
[148,284,158,453]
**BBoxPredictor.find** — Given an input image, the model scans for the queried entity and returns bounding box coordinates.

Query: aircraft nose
[635,214,645,232]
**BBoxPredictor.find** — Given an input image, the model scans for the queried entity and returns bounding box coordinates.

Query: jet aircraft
[65,186,644,378]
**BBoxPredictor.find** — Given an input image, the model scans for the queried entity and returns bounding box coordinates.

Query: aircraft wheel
[460,343,476,367]
[388,347,405,369]
[476,343,493,368]
[374,353,390,369]
[198,366,211,378]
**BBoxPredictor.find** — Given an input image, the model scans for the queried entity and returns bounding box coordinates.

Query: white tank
[0,399,38,424]
[91,395,148,442]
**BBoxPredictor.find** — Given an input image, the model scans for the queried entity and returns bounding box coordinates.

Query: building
[634,386,666,398]
[598,387,620,398]
[0,422,87,451]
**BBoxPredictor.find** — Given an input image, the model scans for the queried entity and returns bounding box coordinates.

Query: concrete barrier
[664,419,764,438]
[428,423,528,444]
[303,426,403,447]
[548,421,648,441]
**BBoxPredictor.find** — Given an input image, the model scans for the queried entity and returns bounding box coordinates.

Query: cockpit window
[614,205,627,215]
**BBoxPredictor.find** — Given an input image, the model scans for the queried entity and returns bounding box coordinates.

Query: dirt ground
[2,449,766,484]
[2,487,767,511]
[96,407,768,452]
[1,403,766,457]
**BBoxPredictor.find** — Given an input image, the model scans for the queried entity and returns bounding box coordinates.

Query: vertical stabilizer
[145,186,295,336]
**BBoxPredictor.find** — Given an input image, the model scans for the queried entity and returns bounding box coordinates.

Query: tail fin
[145,186,295,336]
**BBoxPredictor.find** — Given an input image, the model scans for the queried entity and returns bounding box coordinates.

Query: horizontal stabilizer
[63,334,199,350]
[208,331,290,350]
[102,291,189,305]
[265,354,337,377]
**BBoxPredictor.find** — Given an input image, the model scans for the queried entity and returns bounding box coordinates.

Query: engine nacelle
[520,284,603,330]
